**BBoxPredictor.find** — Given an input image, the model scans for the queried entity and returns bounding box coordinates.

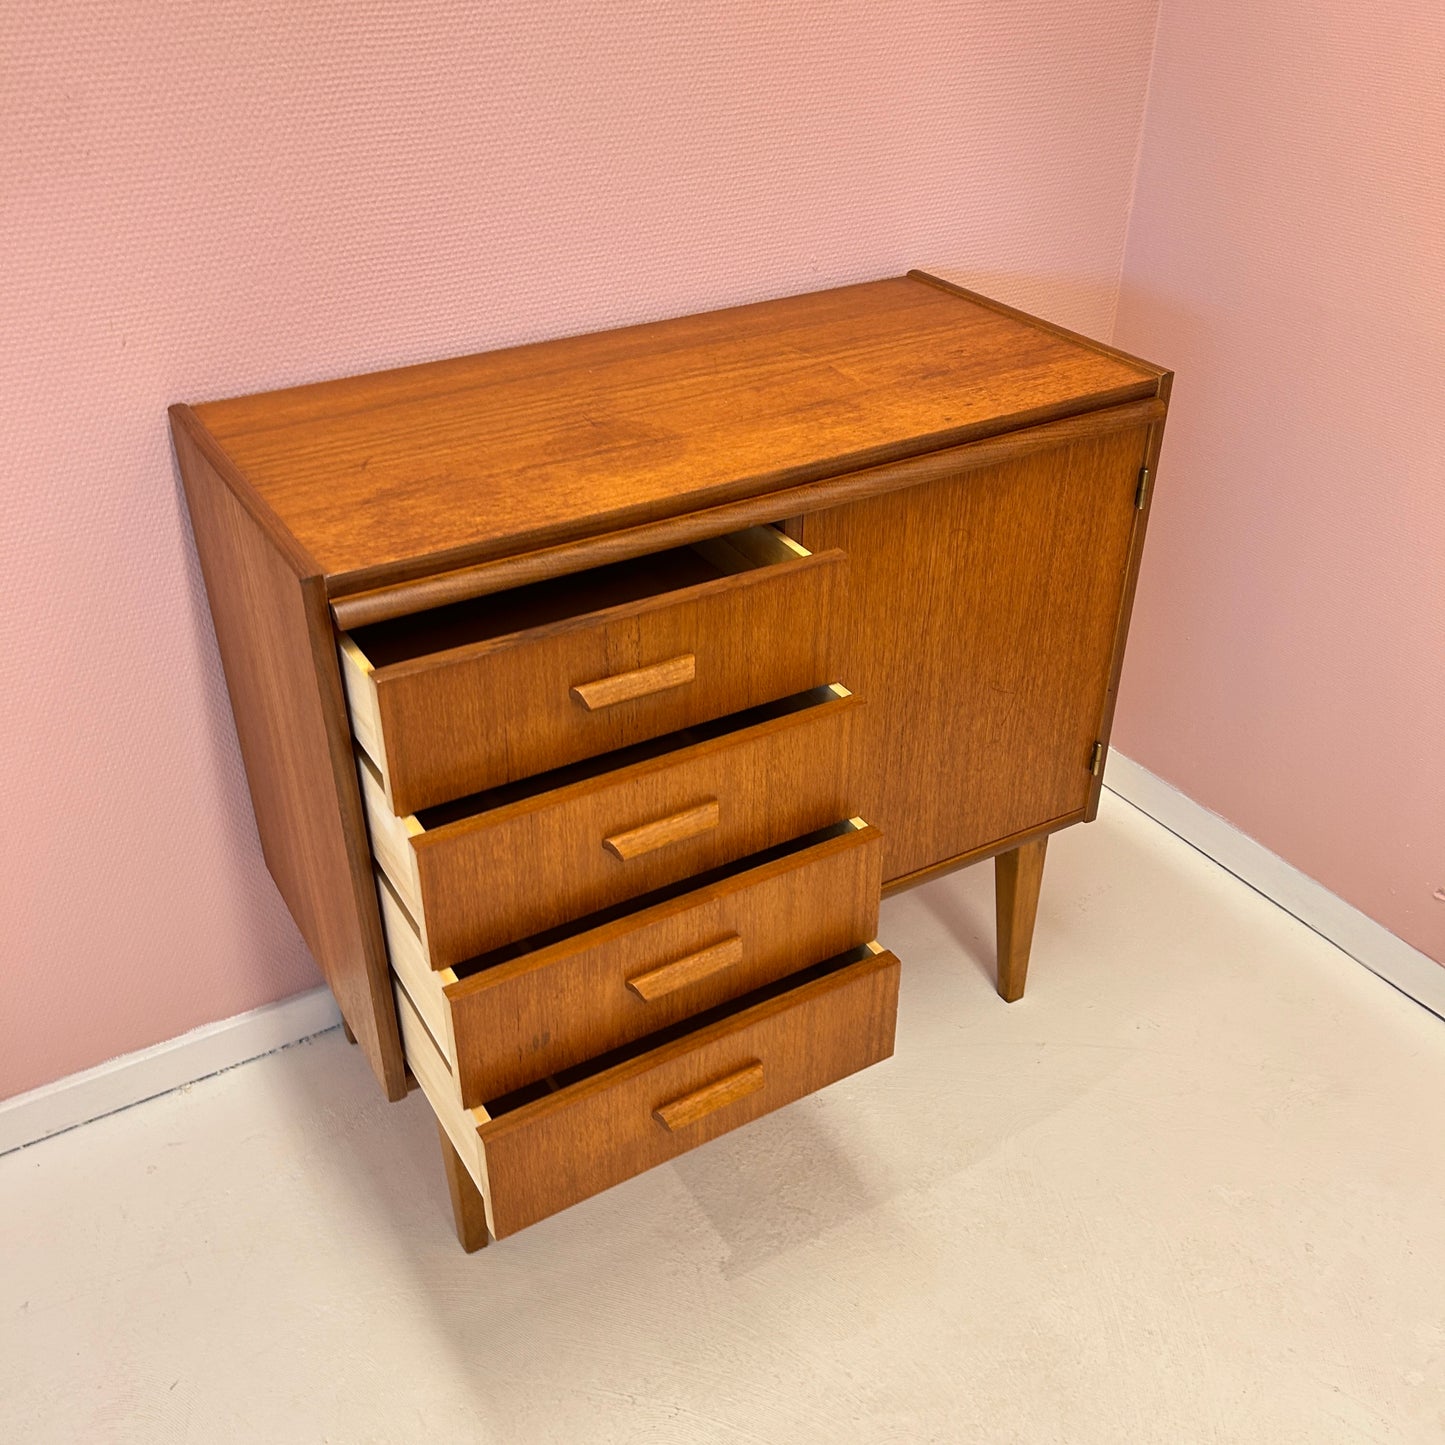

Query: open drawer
[338,525,846,816]
[359,683,862,968]
[381,817,884,1107]
[398,942,901,1240]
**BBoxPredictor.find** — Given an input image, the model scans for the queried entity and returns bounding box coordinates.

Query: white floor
[3,793,1443,1444]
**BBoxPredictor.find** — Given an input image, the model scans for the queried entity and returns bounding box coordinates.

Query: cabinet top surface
[186,273,1163,592]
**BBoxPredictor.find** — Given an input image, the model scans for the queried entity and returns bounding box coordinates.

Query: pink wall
[1112,0,1445,962]
[2,1,1162,1098]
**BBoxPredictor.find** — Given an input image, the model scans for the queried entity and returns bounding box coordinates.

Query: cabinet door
[797,423,1151,883]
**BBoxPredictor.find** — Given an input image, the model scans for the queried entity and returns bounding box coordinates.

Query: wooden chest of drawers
[171,272,1169,1249]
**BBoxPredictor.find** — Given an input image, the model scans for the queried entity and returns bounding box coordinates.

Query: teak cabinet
[171,272,1170,1249]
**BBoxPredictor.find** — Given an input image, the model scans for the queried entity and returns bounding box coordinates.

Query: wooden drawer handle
[603,799,719,861]
[654,1062,765,1132]
[626,934,744,1002]
[571,654,696,711]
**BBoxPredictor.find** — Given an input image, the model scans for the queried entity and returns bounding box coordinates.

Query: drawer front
[373,687,861,968]
[341,528,846,816]
[439,820,883,1106]
[478,945,901,1238]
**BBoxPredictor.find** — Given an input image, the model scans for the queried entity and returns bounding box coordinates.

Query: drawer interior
[347,524,810,668]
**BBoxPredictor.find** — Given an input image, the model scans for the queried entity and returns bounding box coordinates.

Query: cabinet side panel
[1087,379,1171,818]
[801,424,1151,881]
[172,410,406,1098]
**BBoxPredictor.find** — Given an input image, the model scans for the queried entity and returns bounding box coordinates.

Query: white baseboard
[1105,750,1445,1020]
[0,986,341,1157]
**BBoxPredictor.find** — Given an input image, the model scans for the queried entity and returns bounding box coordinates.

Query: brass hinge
[1134,465,1151,510]
[1089,741,1105,776]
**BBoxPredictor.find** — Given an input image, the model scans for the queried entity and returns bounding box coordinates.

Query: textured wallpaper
[1,0,1162,1098]
[1113,0,1445,964]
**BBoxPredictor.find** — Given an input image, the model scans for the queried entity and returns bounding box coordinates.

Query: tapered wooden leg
[995,836,1048,1002]
[437,1121,489,1252]
[341,1019,357,1045]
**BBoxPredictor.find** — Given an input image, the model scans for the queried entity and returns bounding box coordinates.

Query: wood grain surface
[172,273,1172,1149]
[654,1062,765,1131]
[170,408,406,1099]
[190,276,1160,592]
[601,798,721,860]
[477,945,900,1238]
[626,934,744,1002]
[436,1120,489,1253]
[347,542,843,815]
[797,424,1151,882]
[571,653,696,711]
[400,688,861,967]
[328,398,1164,630]
[995,837,1049,1003]
[436,820,881,1105]
[1087,376,1173,821]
